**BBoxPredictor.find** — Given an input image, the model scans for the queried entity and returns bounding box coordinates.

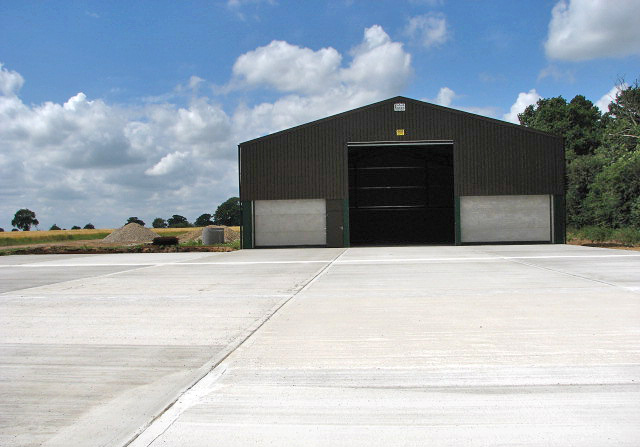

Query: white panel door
[254,199,326,246]
[460,195,551,243]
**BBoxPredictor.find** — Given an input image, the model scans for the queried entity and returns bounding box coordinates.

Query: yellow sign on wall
[396,129,405,136]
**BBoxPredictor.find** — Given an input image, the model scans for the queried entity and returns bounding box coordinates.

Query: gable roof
[239,96,561,146]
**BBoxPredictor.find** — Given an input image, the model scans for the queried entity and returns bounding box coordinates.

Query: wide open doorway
[348,142,454,245]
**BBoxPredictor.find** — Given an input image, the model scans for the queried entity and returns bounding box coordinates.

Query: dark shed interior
[348,143,454,245]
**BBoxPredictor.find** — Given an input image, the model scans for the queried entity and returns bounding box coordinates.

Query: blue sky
[1,0,639,230]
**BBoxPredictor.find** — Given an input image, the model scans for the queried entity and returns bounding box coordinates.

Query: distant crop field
[0,229,112,246]
[0,226,240,247]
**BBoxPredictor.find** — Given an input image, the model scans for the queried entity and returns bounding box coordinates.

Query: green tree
[83,223,95,229]
[71,225,81,230]
[565,154,604,227]
[598,78,640,159]
[519,95,603,159]
[519,96,570,135]
[584,151,640,228]
[194,213,214,227]
[167,214,191,228]
[566,95,605,157]
[152,217,167,228]
[631,197,640,228]
[214,197,240,226]
[126,217,145,226]
[12,209,39,231]
[582,80,640,228]
[49,224,61,231]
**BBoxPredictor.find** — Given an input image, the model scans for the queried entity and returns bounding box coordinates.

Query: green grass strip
[567,226,640,245]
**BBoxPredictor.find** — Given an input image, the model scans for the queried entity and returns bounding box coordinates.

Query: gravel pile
[103,223,159,243]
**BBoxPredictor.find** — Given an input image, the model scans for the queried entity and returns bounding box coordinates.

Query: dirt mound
[103,223,159,243]
[178,225,240,243]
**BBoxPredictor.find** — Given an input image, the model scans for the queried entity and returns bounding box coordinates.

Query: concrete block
[254,199,326,246]
[202,228,224,245]
[460,195,551,243]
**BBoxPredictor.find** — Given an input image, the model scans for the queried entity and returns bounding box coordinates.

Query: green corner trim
[553,194,566,244]
[454,196,461,245]
[241,200,253,249]
[343,198,350,247]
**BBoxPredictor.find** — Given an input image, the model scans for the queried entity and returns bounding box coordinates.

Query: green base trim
[454,196,461,245]
[553,194,566,244]
[241,200,253,249]
[343,198,350,247]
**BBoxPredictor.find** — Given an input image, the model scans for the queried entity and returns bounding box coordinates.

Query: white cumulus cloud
[404,13,450,48]
[0,65,240,228]
[0,63,24,96]
[232,41,342,94]
[230,25,412,136]
[434,86,456,107]
[230,25,410,101]
[595,84,626,113]
[503,89,541,124]
[342,25,412,92]
[0,25,413,229]
[545,0,640,61]
[145,151,189,176]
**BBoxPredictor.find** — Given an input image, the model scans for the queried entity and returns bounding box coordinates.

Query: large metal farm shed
[238,96,565,248]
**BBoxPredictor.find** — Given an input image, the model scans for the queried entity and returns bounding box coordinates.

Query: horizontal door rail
[347,140,454,147]
[349,186,426,190]
[348,166,425,170]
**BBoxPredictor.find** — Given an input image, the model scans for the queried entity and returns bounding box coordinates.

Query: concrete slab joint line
[125,249,347,447]
[1,253,639,270]
[488,250,640,294]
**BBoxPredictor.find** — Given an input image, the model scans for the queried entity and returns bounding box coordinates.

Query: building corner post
[241,200,253,249]
[454,196,461,245]
[342,198,350,247]
[553,194,566,244]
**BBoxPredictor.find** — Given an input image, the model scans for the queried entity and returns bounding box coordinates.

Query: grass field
[0,226,240,247]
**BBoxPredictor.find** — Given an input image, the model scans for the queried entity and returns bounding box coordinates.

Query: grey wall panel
[460,195,552,243]
[239,97,564,203]
[254,199,326,247]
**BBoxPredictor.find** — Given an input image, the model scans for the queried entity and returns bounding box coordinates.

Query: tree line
[132,197,240,228]
[3,197,240,232]
[519,78,639,229]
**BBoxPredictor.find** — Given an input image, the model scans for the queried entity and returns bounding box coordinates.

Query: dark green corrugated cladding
[237,97,565,248]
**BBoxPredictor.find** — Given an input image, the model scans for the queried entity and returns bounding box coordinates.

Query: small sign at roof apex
[394,103,405,112]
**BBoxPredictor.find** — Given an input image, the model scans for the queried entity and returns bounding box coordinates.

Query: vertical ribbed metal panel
[239,97,564,201]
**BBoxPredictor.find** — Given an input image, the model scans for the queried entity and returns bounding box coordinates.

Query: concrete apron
[0,249,344,447]
[130,245,640,447]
